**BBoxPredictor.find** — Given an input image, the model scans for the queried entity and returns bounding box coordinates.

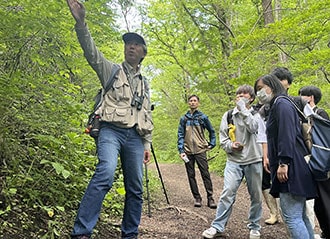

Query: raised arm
[67,0,86,27]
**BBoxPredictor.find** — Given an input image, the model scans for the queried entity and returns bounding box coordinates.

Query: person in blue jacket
[254,74,317,239]
[177,95,217,208]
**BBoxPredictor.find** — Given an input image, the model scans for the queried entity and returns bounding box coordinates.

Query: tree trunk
[262,0,274,25]
[274,0,288,62]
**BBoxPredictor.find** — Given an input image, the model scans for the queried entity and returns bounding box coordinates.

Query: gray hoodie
[219,107,262,165]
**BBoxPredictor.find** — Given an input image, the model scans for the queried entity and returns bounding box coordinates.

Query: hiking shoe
[320,231,330,239]
[208,198,217,209]
[249,230,260,239]
[194,198,202,207]
[202,227,223,238]
[71,235,91,239]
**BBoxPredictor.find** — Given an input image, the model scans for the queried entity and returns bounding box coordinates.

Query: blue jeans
[71,124,144,239]
[211,161,262,232]
[280,193,314,239]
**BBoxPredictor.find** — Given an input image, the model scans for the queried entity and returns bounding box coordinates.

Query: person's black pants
[262,167,271,191]
[314,179,330,238]
[185,152,213,200]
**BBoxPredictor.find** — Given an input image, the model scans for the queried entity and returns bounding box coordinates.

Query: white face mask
[257,88,272,104]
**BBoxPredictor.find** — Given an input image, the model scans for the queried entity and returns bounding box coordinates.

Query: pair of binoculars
[131,92,144,110]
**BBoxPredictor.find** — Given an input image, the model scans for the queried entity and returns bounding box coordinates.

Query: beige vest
[96,69,153,136]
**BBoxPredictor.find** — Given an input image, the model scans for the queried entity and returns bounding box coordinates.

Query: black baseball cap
[122,32,146,46]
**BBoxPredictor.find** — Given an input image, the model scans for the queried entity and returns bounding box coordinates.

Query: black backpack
[85,64,121,138]
[274,96,330,180]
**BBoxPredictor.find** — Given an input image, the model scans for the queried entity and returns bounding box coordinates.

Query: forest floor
[95,162,321,239]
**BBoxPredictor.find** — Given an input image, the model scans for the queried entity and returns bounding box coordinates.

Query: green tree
[0,0,329,237]
[142,0,330,170]
[0,0,127,237]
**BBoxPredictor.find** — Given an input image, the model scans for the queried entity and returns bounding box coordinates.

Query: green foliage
[0,0,125,237]
[1,0,329,237]
[144,0,330,169]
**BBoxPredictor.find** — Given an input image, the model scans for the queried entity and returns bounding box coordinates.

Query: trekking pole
[207,150,220,161]
[144,163,152,217]
[151,143,170,204]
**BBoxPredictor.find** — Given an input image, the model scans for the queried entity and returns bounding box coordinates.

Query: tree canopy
[0,0,329,237]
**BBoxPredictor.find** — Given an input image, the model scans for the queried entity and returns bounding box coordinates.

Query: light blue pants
[211,161,263,232]
[280,192,314,239]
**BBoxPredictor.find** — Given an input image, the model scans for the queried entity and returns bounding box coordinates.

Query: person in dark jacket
[299,85,330,239]
[254,74,318,239]
[259,67,294,226]
[298,86,329,120]
[177,95,217,208]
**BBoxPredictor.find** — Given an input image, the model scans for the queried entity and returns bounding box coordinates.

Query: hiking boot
[320,231,330,239]
[71,235,91,239]
[194,198,202,207]
[207,198,217,209]
[249,230,260,239]
[202,227,223,238]
[262,189,279,225]
[126,236,138,239]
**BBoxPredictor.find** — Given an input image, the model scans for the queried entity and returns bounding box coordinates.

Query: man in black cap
[67,1,153,239]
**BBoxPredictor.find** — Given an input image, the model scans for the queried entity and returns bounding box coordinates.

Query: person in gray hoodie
[202,85,263,239]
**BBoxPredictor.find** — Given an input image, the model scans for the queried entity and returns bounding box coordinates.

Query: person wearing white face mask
[257,68,319,238]
[202,85,263,239]
[256,87,273,105]
[299,86,329,120]
[298,86,330,239]
[255,84,284,226]
[254,74,317,239]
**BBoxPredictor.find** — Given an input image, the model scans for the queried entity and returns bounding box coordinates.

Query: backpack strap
[104,64,121,93]
[227,109,234,125]
[226,109,235,142]
[93,64,121,111]
[197,115,205,134]
[275,96,307,120]
[183,114,205,134]
[314,107,320,115]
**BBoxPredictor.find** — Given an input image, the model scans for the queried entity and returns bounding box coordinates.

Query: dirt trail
[137,162,291,239]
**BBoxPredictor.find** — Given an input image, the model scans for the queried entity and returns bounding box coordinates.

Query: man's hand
[232,141,244,151]
[144,150,151,164]
[263,157,271,174]
[236,97,248,111]
[67,0,86,27]
[277,164,289,183]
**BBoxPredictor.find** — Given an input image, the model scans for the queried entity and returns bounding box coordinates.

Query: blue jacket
[177,110,216,155]
[267,95,317,199]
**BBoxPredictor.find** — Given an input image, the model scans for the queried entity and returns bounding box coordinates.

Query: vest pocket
[103,108,130,124]
[112,78,130,101]
[136,108,154,135]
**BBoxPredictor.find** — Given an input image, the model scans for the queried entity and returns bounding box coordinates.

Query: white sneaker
[202,227,223,238]
[249,230,260,239]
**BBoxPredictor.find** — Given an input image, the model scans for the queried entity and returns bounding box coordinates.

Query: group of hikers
[66,0,329,238]
[178,70,330,239]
